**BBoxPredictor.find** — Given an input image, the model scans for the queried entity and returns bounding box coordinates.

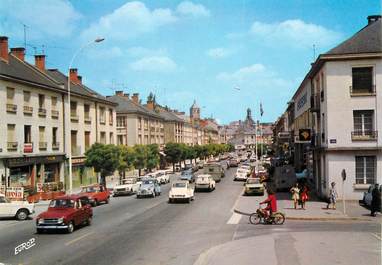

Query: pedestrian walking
[327,182,338,210]
[300,184,309,210]
[370,184,381,217]
[290,183,300,209]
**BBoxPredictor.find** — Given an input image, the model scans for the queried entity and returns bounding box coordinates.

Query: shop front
[68,157,97,190]
[3,155,65,201]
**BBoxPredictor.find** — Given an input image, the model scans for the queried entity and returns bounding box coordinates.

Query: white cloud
[206,48,234,59]
[129,56,177,73]
[217,64,266,81]
[80,1,177,42]
[177,1,210,17]
[250,19,342,49]
[0,0,81,39]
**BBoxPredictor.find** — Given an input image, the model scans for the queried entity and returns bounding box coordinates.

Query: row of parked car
[232,160,267,196]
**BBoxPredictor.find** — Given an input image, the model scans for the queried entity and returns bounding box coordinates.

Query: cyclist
[259,188,277,220]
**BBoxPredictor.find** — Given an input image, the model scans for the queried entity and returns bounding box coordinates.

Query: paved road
[0,166,380,265]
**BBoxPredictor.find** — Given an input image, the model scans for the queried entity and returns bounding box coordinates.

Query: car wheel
[36,228,43,234]
[187,198,191,203]
[152,192,156,198]
[67,221,74,233]
[168,198,173,203]
[16,209,29,221]
[136,195,140,199]
[86,216,92,226]
[105,198,109,204]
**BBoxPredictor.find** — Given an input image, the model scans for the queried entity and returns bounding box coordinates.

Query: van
[203,163,224,182]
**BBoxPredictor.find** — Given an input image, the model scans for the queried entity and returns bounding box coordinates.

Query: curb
[233,209,370,222]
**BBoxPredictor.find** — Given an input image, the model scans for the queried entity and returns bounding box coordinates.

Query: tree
[133,145,147,176]
[117,145,135,182]
[164,143,182,172]
[146,144,160,172]
[85,143,119,186]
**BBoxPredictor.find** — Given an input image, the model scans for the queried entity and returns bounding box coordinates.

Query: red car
[36,195,93,233]
[78,184,110,207]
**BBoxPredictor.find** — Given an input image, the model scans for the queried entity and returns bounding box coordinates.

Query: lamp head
[95,37,105,43]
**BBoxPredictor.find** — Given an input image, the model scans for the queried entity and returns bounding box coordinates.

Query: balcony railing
[23,143,33,153]
[52,142,60,150]
[99,118,106,124]
[38,108,47,117]
[51,110,59,119]
[310,93,321,113]
[70,114,79,122]
[23,105,33,115]
[7,142,18,151]
[39,141,47,150]
[6,104,17,113]
[351,130,378,141]
[350,85,376,96]
[71,146,81,156]
[84,115,91,123]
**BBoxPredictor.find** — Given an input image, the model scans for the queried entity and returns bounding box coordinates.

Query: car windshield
[238,170,247,173]
[143,180,155,185]
[173,183,186,188]
[247,179,260,184]
[49,199,74,208]
[123,179,135,184]
[81,186,98,193]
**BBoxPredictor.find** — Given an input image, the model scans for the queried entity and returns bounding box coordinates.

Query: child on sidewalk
[290,183,300,209]
[327,182,338,210]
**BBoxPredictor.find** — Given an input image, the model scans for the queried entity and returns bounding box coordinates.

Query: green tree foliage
[146,144,160,172]
[85,143,119,186]
[133,145,147,176]
[117,145,136,181]
[164,142,182,172]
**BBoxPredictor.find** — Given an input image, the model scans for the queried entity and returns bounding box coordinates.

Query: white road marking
[270,228,290,232]
[65,232,94,246]
[230,187,245,213]
[227,212,242,225]
[371,233,382,241]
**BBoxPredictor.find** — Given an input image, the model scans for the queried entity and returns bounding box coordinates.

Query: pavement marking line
[229,187,245,213]
[65,232,94,246]
[227,212,242,225]
[371,233,382,241]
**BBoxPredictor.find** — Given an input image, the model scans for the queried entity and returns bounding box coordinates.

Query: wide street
[0,166,380,265]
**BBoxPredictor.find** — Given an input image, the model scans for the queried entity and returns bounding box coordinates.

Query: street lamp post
[67,37,104,194]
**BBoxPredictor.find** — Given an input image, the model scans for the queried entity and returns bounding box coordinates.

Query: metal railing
[84,115,91,123]
[23,105,33,114]
[39,141,47,150]
[52,142,60,150]
[349,85,376,96]
[351,130,378,141]
[38,108,47,117]
[6,104,17,113]
[51,110,59,118]
[7,141,18,151]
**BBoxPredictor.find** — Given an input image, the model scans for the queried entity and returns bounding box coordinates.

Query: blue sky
[1,0,380,124]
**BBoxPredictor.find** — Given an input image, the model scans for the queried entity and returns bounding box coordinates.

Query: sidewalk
[234,191,381,221]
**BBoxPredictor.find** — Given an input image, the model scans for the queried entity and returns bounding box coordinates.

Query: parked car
[137,178,161,198]
[363,184,381,209]
[244,178,265,196]
[195,174,216,191]
[198,161,205,169]
[228,159,239,167]
[249,155,257,162]
[203,163,224,182]
[78,184,110,207]
[168,181,194,203]
[149,170,170,184]
[36,195,92,233]
[180,169,195,183]
[234,168,249,181]
[113,178,141,197]
[0,194,35,220]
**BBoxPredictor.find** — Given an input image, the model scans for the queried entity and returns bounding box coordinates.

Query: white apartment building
[0,36,117,192]
[308,16,381,200]
[109,92,165,147]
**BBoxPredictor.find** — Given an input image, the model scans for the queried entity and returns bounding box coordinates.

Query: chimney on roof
[132,93,139,104]
[34,54,45,70]
[115,91,123,96]
[77,75,82,84]
[69,68,79,83]
[0,36,9,62]
[368,15,381,25]
[10,47,25,61]
[123,93,129,99]
[147,98,154,110]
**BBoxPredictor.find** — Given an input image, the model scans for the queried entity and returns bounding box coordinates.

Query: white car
[113,178,141,196]
[195,174,216,191]
[234,168,249,181]
[0,194,35,220]
[168,181,194,203]
[153,170,170,184]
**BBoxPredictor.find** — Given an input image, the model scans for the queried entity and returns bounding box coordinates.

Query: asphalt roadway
[0,166,380,265]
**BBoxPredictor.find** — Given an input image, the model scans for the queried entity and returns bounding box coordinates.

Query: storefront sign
[36,183,43,193]
[0,186,24,199]
[6,155,64,167]
[330,139,337,144]
[72,157,86,165]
